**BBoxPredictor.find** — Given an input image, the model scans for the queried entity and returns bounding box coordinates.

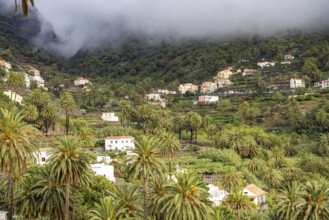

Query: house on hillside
[96,155,112,164]
[200,82,217,94]
[157,89,176,95]
[290,78,305,89]
[214,69,234,79]
[74,77,90,86]
[314,78,329,90]
[90,163,115,182]
[242,184,267,206]
[0,60,11,70]
[242,69,255,76]
[145,93,163,101]
[257,61,275,68]
[27,67,45,88]
[199,96,219,103]
[282,54,295,64]
[105,136,135,151]
[178,83,198,94]
[208,184,229,206]
[215,78,231,88]
[36,148,51,165]
[3,90,23,104]
[101,112,119,122]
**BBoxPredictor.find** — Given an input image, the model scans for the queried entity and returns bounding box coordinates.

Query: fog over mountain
[2,0,329,57]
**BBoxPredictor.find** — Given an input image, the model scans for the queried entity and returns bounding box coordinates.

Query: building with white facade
[199,96,219,103]
[257,61,275,68]
[90,163,115,182]
[208,184,229,206]
[242,184,266,206]
[74,77,90,86]
[105,136,135,151]
[178,83,198,94]
[96,155,112,164]
[242,69,255,76]
[290,78,305,88]
[3,90,23,104]
[214,69,234,79]
[200,82,218,94]
[101,112,119,122]
[35,148,51,165]
[157,89,176,95]
[145,93,163,101]
[314,78,329,90]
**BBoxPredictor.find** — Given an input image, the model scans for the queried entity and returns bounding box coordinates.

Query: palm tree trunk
[8,162,14,220]
[190,129,193,143]
[168,157,172,179]
[143,177,148,220]
[65,182,70,220]
[65,112,69,135]
[237,206,240,220]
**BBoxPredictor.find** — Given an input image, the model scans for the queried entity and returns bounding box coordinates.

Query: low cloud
[3,0,329,57]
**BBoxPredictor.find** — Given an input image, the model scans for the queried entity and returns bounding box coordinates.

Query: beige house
[178,83,198,94]
[242,184,266,206]
[200,82,217,94]
[0,59,11,70]
[242,69,255,76]
[215,78,231,88]
[214,69,234,79]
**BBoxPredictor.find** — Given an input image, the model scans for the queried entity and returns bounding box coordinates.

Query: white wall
[105,137,135,151]
[90,163,115,182]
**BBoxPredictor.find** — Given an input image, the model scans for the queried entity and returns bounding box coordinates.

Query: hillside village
[1,26,329,219]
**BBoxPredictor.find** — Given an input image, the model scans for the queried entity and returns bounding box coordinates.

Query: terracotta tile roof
[105,136,134,140]
[245,184,266,196]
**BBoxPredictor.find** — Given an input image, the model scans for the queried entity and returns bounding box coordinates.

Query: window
[41,157,46,162]
[244,192,248,194]
[115,141,118,143]
[122,140,124,143]
[110,141,113,144]
[126,140,128,143]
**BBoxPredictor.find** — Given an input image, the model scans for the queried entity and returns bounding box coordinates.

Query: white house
[105,136,135,151]
[290,78,305,88]
[178,83,198,94]
[214,69,234,79]
[90,163,115,182]
[242,184,267,206]
[74,77,90,86]
[96,155,112,164]
[257,61,275,68]
[35,148,51,165]
[145,93,163,101]
[208,184,229,206]
[199,96,219,103]
[242,69,255,76]
[101,112,119,122]
[314,78,329,90]
[3,90,23,104]
[200,82,218,94]
[157,89,177,95]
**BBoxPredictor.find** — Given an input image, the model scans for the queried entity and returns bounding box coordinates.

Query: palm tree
[159,172,214,220]
[109,183,143,219]
[298,181,329,219]
[48,136,91,220]
[0,107,38,220]
[159,132,179,176]
[88,197,123,220]
[184,112,202,143]
[172,113,185,140]
[22,104,38,124]
[274,181,302,220]
[61,92,76,135]
[224,190,254,220]
[15,0,34,17]
[7,72,25,101]
[76,127,96,149]
[40,102,57,136]
[221,167,244,193]
[125,135,165,220]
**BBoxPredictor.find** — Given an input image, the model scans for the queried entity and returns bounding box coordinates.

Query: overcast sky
[3,0,329,56]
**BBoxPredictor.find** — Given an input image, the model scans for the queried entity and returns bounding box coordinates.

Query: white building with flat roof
[145,93,163,101]
[101,112,119,122]
[105,136,135,151]
[290,78,305,88]
[208,184,228,206]
[35,148,51,165]
[199,96,219,103]
[90,163,115,182]
[3,90,23,104]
